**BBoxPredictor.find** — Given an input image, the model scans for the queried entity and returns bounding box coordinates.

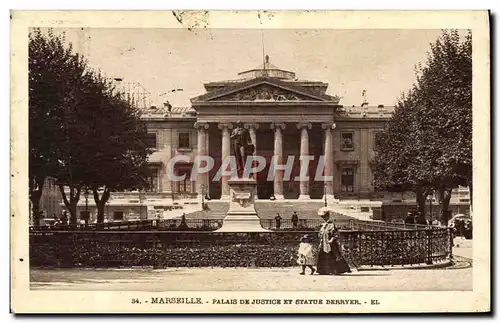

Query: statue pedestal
[215,177,269,232]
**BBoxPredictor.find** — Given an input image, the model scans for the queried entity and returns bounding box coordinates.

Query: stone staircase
[180,200,369,223]
[182,201,229,220]
[254,201,325,220]
[333,200,382,221]
[160,203,201,220]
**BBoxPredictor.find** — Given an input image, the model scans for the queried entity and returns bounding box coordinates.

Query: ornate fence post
[425,230,433,265]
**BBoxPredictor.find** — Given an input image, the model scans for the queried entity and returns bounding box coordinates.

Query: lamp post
[324,182,327,207]
[139,189,145,219]
[84,188,89,224]
[84,188,89,211]
[201,184,205,207]
[429,193,433,222]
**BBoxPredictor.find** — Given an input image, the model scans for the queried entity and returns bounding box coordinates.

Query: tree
[415,30,472,222]
[373,30,472,224]
[29,28,89,225]
[54,71,152,224]
[80,77,152,223]
[373,88,433,219]
[29,29,152,225]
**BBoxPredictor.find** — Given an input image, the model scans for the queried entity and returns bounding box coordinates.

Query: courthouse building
[73,57,471,222]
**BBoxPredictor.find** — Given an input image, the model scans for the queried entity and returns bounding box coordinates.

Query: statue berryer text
[230,121,254,178]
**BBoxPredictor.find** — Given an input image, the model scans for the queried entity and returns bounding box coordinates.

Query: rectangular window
[144,133,157,149]
[341,168,355,192]
[341,132,354,151]
[113,211,124,221]
[178,132,190,149]
[177,168,192,193]
[147,168,159,192]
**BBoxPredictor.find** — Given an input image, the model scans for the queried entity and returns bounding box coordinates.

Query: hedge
[30,229,452,268]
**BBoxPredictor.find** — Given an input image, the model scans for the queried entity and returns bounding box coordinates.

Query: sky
[55,28,446,108]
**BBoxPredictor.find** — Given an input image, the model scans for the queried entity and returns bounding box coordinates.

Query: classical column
[194,122,209,200]
[162,129,173,194]
[245,123,259,154]
[322,123,336,202]
[271,123,286,200]
[218,123,233,200]
[297,122,312,200]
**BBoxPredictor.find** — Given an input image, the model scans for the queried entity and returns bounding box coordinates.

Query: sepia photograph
[10,10,490,313]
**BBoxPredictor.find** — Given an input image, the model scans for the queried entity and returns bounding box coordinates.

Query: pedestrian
[317,212,351,275]
[404,211,415,225]
[341,243,359,271]
[291,211,299,228]
[274,213,282,230]
[416,212,427,225]
[61,211,69,225]
[179,213,188,230]
[329,228,351,275]
[297,235,316,275]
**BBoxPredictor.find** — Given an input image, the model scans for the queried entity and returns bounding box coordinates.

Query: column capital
[217,123,234,130]
[270,123,286,130]
[194,122,210,130]
[321,123,336,130]
[296,122,312,130]
[244,123,260,130]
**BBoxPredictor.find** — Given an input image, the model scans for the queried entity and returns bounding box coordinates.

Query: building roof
[140,56,394,121]
[236,55,296,80]
[140,105,196,120]
[192,76,340,103]
[336,104,395,119]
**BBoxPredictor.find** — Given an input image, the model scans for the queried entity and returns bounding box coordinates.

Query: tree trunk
[30,191,43,226]
[29,174,46,226]
[468,178,473,215]
[97,202,106,224]
[415,186,428,218]
[437,186,453,225]
[58,184,81,224]
[93,187,111,224]
[31,196,42,226]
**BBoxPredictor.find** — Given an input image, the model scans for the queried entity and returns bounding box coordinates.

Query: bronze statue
[230,121,254,178]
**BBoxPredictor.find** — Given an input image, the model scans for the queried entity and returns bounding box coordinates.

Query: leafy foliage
[29,28,152,224]
[373,30,472,224]
[29,28,89,224]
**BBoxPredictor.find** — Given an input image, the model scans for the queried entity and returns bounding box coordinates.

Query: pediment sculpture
[214,84,314,101]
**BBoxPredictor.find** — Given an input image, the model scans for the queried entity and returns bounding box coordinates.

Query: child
[297,235,316,275]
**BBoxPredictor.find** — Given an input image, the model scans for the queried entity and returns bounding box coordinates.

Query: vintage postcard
[11,10,490,314]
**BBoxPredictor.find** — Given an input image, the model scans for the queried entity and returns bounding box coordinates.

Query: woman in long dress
[329,230,351,275]
[316,213,351,275]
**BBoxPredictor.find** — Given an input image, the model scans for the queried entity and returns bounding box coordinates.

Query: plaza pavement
[452,237,473,259]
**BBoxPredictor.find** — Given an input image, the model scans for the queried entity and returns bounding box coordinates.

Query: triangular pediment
[213,83,321,102]
[192,78,336,103]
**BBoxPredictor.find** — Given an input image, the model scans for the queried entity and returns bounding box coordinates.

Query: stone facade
[71,59,470,222]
